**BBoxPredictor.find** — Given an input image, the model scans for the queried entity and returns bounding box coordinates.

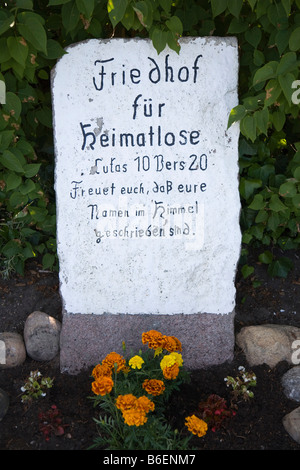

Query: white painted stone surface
[52,37,240,316]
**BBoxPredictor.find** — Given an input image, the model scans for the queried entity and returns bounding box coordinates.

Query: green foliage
[0,0,299,277]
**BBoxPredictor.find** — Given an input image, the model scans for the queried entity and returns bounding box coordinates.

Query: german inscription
[52,37,241,316]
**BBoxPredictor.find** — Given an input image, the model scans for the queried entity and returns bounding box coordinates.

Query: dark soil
[0,247,300,451]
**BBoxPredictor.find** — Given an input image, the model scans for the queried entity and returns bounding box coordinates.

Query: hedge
[0,0,299,278]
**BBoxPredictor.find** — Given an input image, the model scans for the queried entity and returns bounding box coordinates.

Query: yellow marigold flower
[92,363,112,379]
[128,355,144,369]
[162,362,180,380]
[102,352,126,372]
[115,394,137,411]
[160,354,176,370]
[122,408,148,426]
[185,415,208,438]
[91,376,114,396]
[142,379,165,396]
[169,352,183,367]
[142,330,166,350]
[162,335,182,352]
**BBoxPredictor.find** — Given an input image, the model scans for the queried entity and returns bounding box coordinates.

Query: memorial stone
[52,37,241,374]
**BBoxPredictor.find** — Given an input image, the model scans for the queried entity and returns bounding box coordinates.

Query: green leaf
[4,172,22,191]
[166,16,183,35]
[278,73,295,105]
[0,12,14,35]
[248,193,265,210]
[121,4,135,30]
[253,62,277,86]
[133,1,153,29]
[227,17,248,33]
[253,49,265,67]
[277,52,297,75]
[239,177,262,200]
[293,166,300,181]
[61,1,80,33]
[7,37,28,67]
[241,115,257,142]
[268,257,293,278]
[151,28,167,55]
[271,109,285,132]
[19,178,36,194]
[2,240,22,258]
[265,79,282,106]
[279,181,297,198]
[269,194,288,212]
[75,0,94,19]
[0,150,24,173]
[275,29,290,55]
[245,27,262,49]
[3,92,22,120]
[23,163,41,178]
[45,39,66,60]
[166,31,180,54]
[254,108,269,135]
[292,194,300,209]
[108,0,128,28]
[17,16,47,54]
[241,264,254,279]
[289,26,300,52]
[211,0,227,17]
[228,105,247,128]
[159,0,172,13]
[42,253,55,269]
[281,0,292,16]
[0,38,11,63]
[9,190,28,208]
[0,130,14,150]
[259,250,273,264]
[227,0,243,18]
[28,206,47,223]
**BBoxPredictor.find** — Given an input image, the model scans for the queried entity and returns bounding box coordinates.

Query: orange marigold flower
[162,362,180,380]
[162,335,182,352]
[136,396,155,413]
[102,352,126,372]
[91,376,114,396]
[116,394,154,427]
[115,394,137,411]
[92,363,112,379]
[185,415,208,437]
[122,408,148,426]
[142,330,166,350]
[142,379,165,396]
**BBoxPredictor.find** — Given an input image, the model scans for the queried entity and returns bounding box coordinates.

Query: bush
[0,0,299,277]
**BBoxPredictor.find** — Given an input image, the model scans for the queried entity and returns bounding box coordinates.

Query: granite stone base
[59,311,236,374]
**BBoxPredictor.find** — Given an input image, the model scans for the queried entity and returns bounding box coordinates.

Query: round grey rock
[283,406,300,444]
[24,311,62,361]
[0,388,9,421]
[0,332,26,368]
[281,366,300,402]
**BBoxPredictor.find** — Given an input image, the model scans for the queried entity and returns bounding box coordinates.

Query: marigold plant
[89,330,192,450]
